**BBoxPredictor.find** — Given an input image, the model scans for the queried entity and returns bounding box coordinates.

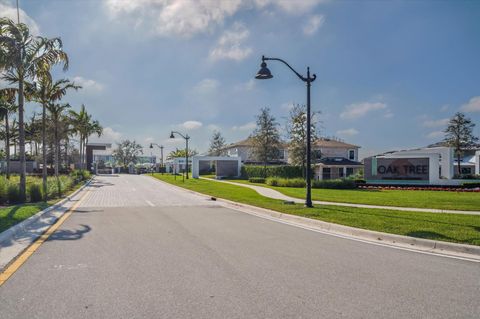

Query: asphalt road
[0,174,479,318]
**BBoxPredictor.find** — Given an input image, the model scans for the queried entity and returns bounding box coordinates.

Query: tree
[166,148,198,160]
[444,112,479,176]
[46,102,71,197]
[208,131,226,156]
[251,107,281,176]
[113,140,143,168]
[0,88,17,179]
[69,105,102,170]
[1,17,69,201]
[28,78,78,200]
[286,104,319,177]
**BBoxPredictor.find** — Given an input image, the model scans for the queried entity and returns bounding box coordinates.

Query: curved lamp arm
[170,131,190,140]
[262,55,316,83]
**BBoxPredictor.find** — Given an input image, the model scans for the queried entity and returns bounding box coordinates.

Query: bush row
[0,170,91,205]
[242,165,303,179]
[258,177,357,189]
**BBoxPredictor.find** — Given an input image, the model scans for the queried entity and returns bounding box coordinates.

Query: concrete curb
[0,178,93,245]
[150,176,480,262]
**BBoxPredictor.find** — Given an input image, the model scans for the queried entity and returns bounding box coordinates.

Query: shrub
[70,169,91,182]
[0,178,7,204]
[249,177,266,183]
[462,182,480,189]
[312,179,357,189]
[7,184,23,204]
[242,165,303,179]
[266,177,305,188]
[29,184,43,202]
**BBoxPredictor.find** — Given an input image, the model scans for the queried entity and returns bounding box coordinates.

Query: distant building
[222,136,362,180]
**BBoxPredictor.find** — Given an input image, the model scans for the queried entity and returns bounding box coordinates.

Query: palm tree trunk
[54,120,60,197]
[5,113,10,179]
[79,135,83,171]
[42,103,47,201]
[18,78,26,202]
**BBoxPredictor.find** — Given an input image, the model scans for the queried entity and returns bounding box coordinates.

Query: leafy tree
[286,104,319,177]
[444,112,479,176]
[167,148,198,160]
[113,140,143,168]
[208,130,226,156]
[251,107,281,176]
[1,17,69,201]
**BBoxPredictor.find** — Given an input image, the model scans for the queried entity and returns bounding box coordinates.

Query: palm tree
[69,105,89,170]
[46,102,71,197]
[0,17,69,201]
[0,88,17,179]
[28,78,78,200]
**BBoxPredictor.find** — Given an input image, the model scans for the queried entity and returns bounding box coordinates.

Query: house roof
[224,137,359,149]
[313,138,360,149]
[223,137,289,149]
[316,157,363,166]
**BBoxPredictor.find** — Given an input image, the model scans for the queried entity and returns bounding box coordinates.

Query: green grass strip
[222,178,480,211]
[154,174,480,246]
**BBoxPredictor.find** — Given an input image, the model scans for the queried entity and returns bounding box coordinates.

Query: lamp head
[149,143,153,149]
[169,132,175,139]
[255,61,273,80]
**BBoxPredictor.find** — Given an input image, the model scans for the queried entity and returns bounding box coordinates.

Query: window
[322,168,331,180]
[349,150,355,160]
[346,167,354,176]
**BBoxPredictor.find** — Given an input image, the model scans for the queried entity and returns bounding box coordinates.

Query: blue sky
[1,0,479,159]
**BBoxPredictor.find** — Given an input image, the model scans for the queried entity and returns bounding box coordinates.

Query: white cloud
[336,128,359,137]
[426,131,444,139]
[194,78,219,93]
[209,22,252,61]
[460,96,480,113]
[103,0,328,37]
[303,15,325,35]
[104,0,242,37]
[0,2,40,35]
[383,112,394,119]
[90,126,122,143]
[232,121,256,131]
[234,79,256,91]
[340,102,387,120]
[440,104,449,112]
[181,120,203,130]
[73,76,104,92]
[422,118,449,128]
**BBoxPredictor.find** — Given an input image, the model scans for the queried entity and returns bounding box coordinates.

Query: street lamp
[170,131,190,179]
[255,55,316,208]
[149,143,164,169]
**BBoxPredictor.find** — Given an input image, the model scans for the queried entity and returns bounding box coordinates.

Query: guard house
[86,143,112,173]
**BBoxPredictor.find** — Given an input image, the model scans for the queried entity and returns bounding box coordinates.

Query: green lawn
[153,174,480,246]
[0,179,87,234]
[0,202,50,233]
[219,178,480,211]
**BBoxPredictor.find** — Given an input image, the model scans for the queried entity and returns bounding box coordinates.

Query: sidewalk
[204,178,480,215]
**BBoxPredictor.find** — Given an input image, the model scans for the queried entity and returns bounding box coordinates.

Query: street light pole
[170,131,190,179]
[149,142,164,173]
[255,55,316,207]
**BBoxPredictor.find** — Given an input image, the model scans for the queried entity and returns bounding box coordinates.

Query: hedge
[242,165,303,179]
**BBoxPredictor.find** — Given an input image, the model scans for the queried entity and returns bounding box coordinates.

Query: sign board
[364,157,429,181]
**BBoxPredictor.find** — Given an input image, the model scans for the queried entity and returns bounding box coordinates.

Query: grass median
[153,174,480,246]
[221,178,480,211]
[0,178,88,234]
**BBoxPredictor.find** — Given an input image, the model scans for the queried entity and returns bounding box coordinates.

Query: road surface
[0,174,479,318]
